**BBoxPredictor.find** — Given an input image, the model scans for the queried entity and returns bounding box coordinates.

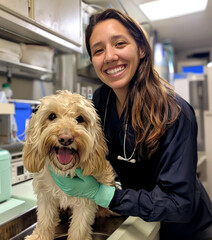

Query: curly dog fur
[23,90,115,240]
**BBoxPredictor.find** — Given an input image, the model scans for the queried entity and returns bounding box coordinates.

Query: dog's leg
[67,200,97,240]
[25,194,60,240]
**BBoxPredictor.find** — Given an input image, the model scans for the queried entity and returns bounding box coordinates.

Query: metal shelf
[0,58,54,80]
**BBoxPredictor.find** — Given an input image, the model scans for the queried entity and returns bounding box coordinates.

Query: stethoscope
[103,90,136,164]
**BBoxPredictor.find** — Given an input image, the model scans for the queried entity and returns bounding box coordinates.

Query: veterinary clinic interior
[0,0,212,239]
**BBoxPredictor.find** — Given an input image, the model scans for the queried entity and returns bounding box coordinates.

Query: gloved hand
[48,166,115,208]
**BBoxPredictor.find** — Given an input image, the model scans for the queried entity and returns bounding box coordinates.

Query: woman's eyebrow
[90,41,102,50]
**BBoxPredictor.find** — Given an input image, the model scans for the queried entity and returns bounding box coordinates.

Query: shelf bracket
[7,67,12,83]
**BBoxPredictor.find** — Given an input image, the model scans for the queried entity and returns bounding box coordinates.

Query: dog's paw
[25,233,52,240]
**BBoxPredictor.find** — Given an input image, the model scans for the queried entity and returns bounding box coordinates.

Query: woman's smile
[105,64,126,76]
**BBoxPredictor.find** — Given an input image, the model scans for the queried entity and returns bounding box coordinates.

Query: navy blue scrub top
[93,84,212,240]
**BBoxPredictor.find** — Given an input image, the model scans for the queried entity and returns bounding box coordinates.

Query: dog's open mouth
[55,147,76,165]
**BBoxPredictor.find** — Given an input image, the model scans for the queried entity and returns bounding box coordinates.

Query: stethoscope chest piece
[117,155,136,163]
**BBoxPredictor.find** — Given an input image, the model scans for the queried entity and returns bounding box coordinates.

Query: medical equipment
[103,90,136,163]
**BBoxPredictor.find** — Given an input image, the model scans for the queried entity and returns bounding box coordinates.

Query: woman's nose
[104,47,118,63]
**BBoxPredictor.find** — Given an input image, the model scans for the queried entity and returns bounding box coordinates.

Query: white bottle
[2,83,13,99]
[2,83,17,141]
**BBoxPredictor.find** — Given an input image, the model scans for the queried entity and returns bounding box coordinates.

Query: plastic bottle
[2,83,13,99]
[1,83,17,141]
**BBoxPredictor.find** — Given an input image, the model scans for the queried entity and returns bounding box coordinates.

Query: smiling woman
[88,19,145,120]
[53,8,212,240]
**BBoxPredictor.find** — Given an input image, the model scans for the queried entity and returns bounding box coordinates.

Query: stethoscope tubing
[103,90,136,163]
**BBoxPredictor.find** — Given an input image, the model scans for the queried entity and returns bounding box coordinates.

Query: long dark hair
[86,9,181,158]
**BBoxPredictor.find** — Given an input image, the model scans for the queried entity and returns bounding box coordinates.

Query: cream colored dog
[23,90,115,240]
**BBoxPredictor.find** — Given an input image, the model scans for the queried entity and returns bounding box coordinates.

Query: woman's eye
[49,113,57,121]
[76,115,84,123]
[116,41,126,47]
[94,49,103,55]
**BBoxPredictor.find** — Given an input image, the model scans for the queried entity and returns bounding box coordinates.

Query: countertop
[0,180,160,240]
[0,152,207,239]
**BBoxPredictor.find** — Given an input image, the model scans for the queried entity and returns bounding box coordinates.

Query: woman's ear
[139,48,145,59]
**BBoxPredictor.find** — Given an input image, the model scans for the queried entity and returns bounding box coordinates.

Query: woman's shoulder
[175,94,196,123]
[93,84,110,99]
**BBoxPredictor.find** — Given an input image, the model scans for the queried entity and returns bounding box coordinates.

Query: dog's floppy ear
[83,122,115,185]
[23,106,45,173]
[82,120,113,179]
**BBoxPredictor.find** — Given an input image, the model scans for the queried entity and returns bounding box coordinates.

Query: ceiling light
[139,0,208,21]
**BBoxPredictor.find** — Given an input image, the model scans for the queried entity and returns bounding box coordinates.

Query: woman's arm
[109,106,198,223]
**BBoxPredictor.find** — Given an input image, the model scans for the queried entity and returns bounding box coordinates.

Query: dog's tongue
[57,148,73,165]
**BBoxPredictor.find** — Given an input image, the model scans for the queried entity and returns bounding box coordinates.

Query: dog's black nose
[58,134,74,146]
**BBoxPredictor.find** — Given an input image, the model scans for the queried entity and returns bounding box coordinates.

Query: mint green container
[0,150,12,202]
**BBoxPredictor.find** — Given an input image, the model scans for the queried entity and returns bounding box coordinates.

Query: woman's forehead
[90,19,133,45]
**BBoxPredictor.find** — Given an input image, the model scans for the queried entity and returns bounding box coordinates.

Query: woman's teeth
[106,66,125,75]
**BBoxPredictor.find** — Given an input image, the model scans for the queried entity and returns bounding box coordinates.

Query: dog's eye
[76,115,84,123]
[49,113,57,121]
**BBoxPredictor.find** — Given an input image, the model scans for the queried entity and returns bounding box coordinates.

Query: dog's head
[23,90,108,176]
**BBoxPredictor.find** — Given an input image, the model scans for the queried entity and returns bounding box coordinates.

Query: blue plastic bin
[14,102,32,140]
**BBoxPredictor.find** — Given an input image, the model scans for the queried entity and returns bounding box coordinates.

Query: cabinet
[0,0,82,53]
[33,0,81,47]
[0,0,28,17]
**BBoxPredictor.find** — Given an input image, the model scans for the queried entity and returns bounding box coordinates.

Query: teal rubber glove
[48,166,115,208]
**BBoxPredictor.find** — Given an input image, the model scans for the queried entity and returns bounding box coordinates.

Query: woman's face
[89,19,144,92]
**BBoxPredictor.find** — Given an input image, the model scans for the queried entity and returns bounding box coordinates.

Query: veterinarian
[50,9,212,240]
